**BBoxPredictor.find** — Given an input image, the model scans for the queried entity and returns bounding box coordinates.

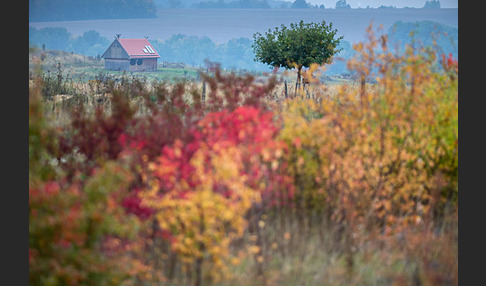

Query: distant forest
[29,0,157,22]
[29,20,457,74]
[154,0,444,9]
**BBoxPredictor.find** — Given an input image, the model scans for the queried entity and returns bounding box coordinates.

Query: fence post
[284,80,288,99]
[202,81,206,103]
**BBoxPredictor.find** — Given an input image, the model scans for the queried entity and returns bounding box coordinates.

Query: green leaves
[252,20,343,70]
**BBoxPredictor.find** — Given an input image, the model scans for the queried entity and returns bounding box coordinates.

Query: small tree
[253,20,342,93]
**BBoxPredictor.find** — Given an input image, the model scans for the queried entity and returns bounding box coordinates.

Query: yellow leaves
[297,156,305,167]
[140,132,266,282]
[353,42,364,53]
[278,25,457,235]
[231,257,241,265]
[301,63,321,86]
[261,148,271,162]
[256,255,264,264]
[274,148,283,159]
[248,245,261,254]
[271,160,279,171]
[214,154,239,180]
[258,220,266,229]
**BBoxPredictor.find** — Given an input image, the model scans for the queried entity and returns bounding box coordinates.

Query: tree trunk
[294,66,302,96]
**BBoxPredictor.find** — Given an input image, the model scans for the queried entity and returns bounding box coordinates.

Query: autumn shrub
[138,102,292,285]
[278,25,457,277]
[30,81,153,285]
[29,27,457,285]
[30,64,285,285]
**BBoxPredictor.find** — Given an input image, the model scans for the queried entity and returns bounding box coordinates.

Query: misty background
[29,0,458,74]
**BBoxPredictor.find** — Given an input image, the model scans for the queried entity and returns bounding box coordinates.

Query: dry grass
[29,45,457,286]
[219,211,457,286]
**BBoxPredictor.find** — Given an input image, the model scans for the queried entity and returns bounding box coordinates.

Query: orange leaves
[280,24,457,237]
[140,105,292,281]
[30,32,457,284]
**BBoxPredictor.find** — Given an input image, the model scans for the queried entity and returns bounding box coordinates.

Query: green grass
[67,66,202,83]
[29,48,204,83]
[29,48,349,86]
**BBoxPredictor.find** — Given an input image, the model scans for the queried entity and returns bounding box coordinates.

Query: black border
[458,0,484,284]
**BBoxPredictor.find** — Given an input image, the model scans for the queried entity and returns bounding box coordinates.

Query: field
[29,25,458,286]
[29,8,458,44]
[28,49,203,82]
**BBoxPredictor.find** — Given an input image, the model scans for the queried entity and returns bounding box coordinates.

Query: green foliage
[29,76,59,181]
[252,20,343,86]
[29,149,146,285]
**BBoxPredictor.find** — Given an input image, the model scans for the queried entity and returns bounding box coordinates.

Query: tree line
[29,20,456,74]
[29,0,157,22]
[159,0,443,9]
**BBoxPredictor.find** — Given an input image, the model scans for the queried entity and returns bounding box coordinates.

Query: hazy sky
[304,0,458,8]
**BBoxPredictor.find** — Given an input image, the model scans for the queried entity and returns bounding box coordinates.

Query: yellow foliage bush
[279,25,458,235]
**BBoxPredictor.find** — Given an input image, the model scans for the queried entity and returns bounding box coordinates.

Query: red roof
[117,38,160,58]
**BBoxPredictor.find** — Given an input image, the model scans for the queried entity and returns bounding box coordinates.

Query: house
[101,36,160,72]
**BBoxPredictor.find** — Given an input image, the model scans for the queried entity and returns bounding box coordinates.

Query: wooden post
[202,82,206,103]
[284,80,288,99]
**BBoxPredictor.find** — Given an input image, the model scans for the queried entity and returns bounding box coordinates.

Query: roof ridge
[115,38,160,58]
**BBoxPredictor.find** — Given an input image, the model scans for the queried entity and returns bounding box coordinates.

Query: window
[137,59,143,65]
[130,59,136,65]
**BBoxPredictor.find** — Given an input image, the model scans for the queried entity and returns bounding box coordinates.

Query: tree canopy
[252,20,342,89]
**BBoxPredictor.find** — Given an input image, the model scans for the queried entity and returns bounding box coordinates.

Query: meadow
[29,25,457,286]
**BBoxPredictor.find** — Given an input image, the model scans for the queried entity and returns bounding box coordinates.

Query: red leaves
[121,188,154,220]
[30,66,285,284]
[198,106,278,148]
[442,53,458,70]
[441,53,458,79]
[146,106,293,211]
